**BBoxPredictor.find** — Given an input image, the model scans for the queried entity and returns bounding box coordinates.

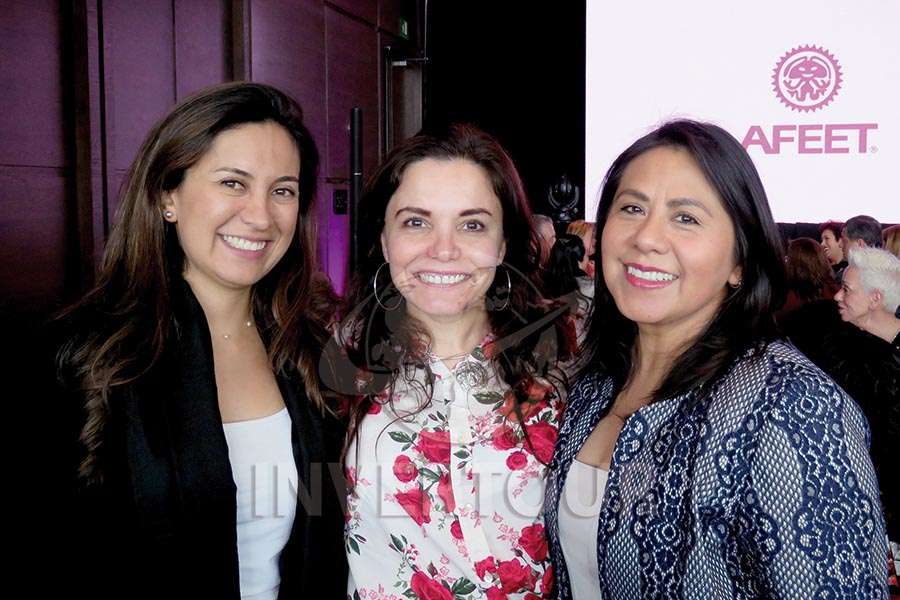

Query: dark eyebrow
[212,168,299,185]
[459,208,493,217]
[395,206,431,218]
[615,189,713,217]
[614,188,649,203]
[213,167,253,178]
[667,197,713,217]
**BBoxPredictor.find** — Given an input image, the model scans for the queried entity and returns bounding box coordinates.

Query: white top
[345,335,564,599]
[558,459,608,600]
[223,407,298,600]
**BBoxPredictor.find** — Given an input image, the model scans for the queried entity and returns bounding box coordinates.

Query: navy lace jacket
[544,341,888,599]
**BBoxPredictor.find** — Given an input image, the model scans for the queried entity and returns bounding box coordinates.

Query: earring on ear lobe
[164,210,174,220]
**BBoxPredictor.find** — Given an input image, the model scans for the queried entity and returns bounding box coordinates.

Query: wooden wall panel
[322,8,379,293]
[0,167,68,308]
[250,0,328,158]
[0,1,68,313]
[75,0,110,271]
[328,0,376,24]
[101,0,177,215]
[174,0,231,100]
[0,1,67,168]
[325,7,378,179]
[378,0,405,38]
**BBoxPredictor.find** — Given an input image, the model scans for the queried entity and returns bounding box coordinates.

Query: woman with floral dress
[329,124,575,600]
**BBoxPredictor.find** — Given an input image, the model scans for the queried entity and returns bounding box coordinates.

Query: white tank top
[223,407,298,600]
[558,459,609,600]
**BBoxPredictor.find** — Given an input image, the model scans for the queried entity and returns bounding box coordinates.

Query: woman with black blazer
[46,82,347,599]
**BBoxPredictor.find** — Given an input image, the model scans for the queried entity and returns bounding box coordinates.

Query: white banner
[585,0,900,223]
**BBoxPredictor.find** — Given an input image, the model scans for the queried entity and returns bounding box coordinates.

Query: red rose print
[491,425,518,451]
[393,454,417,483]
[506,451,528,471]
[500,389,544,423]
[450,519,463,540]
[541,566,554,596]
[485,588,508,600]
[367,401,382,415]
[523,378,552,402]
[524,594,541,600]
[475,557,497,580]
[497,559,536,594]
[415,429,451,464]
[396,487,432,526]
[437,472,456,513]
[410,571,452,600]
[518,523,548,563]
[345,467,357,488]
[524,422,557,464]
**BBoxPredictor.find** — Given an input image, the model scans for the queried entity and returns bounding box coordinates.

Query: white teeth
[417,272,468,285]
[222,235,267,251]
[627,265,676,282]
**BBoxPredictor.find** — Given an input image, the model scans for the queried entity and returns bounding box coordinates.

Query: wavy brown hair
[786,237,838,302]
[326,124,573,463]
[56,82,336,483]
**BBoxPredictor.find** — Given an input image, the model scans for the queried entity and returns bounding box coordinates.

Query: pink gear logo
[772,45,842,112]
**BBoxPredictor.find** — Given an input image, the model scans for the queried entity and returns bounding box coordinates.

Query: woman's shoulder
[729,339,834,383]
[723,340,861,424]
[565,369,614,408]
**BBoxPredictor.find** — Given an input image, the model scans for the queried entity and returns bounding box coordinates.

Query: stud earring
[164,210,174,220]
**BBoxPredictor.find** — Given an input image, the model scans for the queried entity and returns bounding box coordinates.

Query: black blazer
[44,288,348,599]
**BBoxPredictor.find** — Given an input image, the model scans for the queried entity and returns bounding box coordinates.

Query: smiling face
[380,158,506,324]
[821,229,843,265]
[162,121,301,296]
[600,146,742,340]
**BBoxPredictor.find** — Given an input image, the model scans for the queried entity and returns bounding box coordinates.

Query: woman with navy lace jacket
[544,120,888,599]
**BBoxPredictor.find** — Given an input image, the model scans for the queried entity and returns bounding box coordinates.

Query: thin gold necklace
[221,320,254,340]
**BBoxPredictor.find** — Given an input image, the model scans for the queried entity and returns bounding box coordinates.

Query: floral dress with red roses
[345,336,562,600]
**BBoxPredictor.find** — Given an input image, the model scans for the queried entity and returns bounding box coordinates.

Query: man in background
[841,214,884,255]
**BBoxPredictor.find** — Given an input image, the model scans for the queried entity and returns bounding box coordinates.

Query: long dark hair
[545,233,586,299]
[334,124,572,459]
[56,82,335,482]
[581,119,786,399]
[786,237,838,302]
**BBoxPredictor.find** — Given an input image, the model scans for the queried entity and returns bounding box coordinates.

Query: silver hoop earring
[373,262,402,311]
[492,266,512,311]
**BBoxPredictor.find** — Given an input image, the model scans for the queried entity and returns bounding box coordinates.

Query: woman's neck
[860,310,900,345]
[183,275,253,335]
[627,322,701,400]
[413,307,491,365]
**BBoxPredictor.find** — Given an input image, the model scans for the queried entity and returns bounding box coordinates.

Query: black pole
[349,107,363,273]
